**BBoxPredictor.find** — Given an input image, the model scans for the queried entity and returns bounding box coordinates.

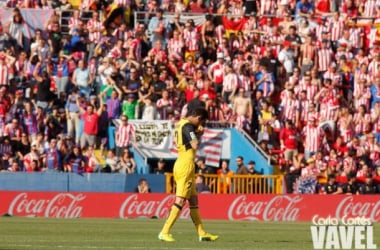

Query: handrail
[238,128,271,165]
[132,144,149,172]
[165,173,283,194]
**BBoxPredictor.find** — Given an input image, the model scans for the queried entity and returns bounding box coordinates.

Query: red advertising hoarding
[0,191,379,222]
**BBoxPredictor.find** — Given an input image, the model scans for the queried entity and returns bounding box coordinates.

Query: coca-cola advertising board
[0,191,379,222]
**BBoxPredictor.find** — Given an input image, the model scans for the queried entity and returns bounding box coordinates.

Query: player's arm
[182,123,200,151]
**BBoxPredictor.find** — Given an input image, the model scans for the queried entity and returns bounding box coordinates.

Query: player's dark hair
[187,107,209,120]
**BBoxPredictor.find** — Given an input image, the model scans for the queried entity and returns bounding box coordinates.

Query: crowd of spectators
[0,0,379,194]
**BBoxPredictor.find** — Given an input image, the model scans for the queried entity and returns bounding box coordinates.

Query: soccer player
[158,108,219,242]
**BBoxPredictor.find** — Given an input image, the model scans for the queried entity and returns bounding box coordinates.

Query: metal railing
[239,128,271,165]
[165,173,283,194]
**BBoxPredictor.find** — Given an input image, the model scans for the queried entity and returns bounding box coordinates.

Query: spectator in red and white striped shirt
[87,12,105,59]
[222,63,238,103]
[115,115,136,157]
[302,118,325,160]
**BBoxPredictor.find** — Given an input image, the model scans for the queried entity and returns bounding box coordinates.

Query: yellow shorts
[173,159,196,199]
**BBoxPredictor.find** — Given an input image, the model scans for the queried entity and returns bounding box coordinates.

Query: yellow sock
[161,204,182,234]
[190,207,206,236]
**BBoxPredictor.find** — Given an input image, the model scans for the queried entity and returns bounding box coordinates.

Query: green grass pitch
[0,217,378,250]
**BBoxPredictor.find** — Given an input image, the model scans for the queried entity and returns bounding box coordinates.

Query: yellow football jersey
[174,118,198,160]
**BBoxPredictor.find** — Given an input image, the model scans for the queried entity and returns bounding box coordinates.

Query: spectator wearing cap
[23,140,42,172]
[148,8,171,48]
[208,52,225,94]
[279,40,295,75]
[122,93,139,120]
[247,160,260,175]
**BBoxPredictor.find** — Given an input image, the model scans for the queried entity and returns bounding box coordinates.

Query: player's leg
[188,195,219,241]
[159,166,192,242]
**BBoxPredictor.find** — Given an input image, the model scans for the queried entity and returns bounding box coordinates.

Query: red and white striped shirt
[320,96,340,121]
[368,60,380,77]
[330,19,344,42]
[349,27,363,49]
[298,98,311,123]
[223,73,238,92]
[318,49,333,72]
[353,86,371,110]
[355,54,369,65]
[302,125,325,152]
[260,0,276,15]
[364,0,378,17]
[114,0,130,7]
[280,96,298,123]
[87,19,104,42]
[113,28,132,42]
[168,38,184,57]
[0,64,9,86]
[116,123,135,147]
[295,82,319,101]
[183,29,200,52]
[209,62,224,84]
[130,38,142,61]
[68,17,80,31]
[371,111,380,133]
[353,113,371,135]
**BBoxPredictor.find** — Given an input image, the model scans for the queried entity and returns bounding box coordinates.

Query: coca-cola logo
[119,194,189,219]
[335,196,380,222]
[228,195,303,221]
[8,193,85,218]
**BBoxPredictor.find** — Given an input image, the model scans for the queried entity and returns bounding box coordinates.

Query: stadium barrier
[0,172,166,193]
[165,173,283,194]
[0,191,379,222]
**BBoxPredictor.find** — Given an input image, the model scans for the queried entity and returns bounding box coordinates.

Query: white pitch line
[0,244,220,250]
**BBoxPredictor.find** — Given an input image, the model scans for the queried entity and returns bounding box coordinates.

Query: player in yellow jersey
[158,108,219,242]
